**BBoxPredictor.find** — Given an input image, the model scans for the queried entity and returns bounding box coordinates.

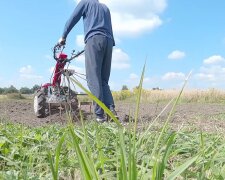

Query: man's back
[62,0,114,44]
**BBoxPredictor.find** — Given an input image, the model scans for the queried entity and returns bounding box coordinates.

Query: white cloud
[124,74,155,90]
[19,65,33,74]
[76,53,85,63]
[114,37,121,44]
[195,73,216,82]
[203,55,225,65]
[143,77,151,83]
[127,74,151,84]
[109,81,117,90]
[194,65,225,82]
[69,65,85,75]
[45,55,53,61]
[76,34,85,48]
[111,13,162,37]
[129,73,138,80]
[168,50,186,60]
[100,0,167,14]
[162,72,185,81]
[49,67,55,74]
[76,0,167,37]
[112,48,130,70]
[105,0,167,37]
[199,65,225,75]
[70,47,129,68]
[192,56,225,88]
[123,73,139,89]
[20,74,43,80]
[19,65,43,80]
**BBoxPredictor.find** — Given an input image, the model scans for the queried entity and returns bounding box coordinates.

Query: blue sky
[0,0,225,91]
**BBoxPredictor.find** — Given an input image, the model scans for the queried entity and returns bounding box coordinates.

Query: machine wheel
[34,90,46,118]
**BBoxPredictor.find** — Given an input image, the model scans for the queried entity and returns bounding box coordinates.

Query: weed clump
[6,93,26,100]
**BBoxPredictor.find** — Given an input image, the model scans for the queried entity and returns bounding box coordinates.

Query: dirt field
[1,99,225,133]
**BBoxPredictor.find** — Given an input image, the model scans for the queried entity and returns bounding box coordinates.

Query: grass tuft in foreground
[1,121,225,179]
[1,67,225,179]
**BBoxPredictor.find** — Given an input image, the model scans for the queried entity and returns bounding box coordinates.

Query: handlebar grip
[53,44,84,62]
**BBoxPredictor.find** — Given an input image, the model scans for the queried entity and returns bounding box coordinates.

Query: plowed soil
[1,100,225,133]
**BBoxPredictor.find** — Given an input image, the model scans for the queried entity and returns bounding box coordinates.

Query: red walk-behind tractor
[33,45,84,118]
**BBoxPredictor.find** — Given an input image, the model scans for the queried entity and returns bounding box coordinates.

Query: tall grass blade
[80,111,101,177]
[55,133,66,179]
[154,133,176,180]
[167,155,199,180]
[95,123,106,175]
[140,71,192,178]
[127,110,137,180]
[48,151,56,180]
[69,125,99,180]
[118,128,128,180]
[130,62,146,179]
[48,133,66,180]
[150,71,192,159]
[134,62,146,133]
[137,98,174,147]
[69,76,121,126]
[80,110,92,159]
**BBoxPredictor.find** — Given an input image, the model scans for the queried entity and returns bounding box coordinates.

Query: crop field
[1,88,225,179]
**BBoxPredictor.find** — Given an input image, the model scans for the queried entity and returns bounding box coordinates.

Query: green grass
[0,93,26,101]
[6,93,26,100]
[1,67,225,179]
[0,95,7,100]
[1,121,225,179]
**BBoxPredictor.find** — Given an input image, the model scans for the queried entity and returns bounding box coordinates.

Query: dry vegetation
[113,88,225,103]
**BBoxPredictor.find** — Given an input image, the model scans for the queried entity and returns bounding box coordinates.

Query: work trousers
[85,35,115,117]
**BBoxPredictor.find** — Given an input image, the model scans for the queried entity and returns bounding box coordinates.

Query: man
[58,0,117,122]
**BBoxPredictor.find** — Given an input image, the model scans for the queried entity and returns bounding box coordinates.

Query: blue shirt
[62,0,115,45]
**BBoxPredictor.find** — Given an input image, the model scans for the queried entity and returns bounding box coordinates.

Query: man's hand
[58,37,66,46]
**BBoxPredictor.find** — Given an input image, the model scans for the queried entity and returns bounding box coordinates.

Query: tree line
[0,85,40,94]
[0,85,128,94]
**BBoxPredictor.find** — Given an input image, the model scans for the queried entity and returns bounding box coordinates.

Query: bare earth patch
[1,100,225,132]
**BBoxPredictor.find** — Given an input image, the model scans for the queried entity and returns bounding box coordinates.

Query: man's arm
[62,0,86,39]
